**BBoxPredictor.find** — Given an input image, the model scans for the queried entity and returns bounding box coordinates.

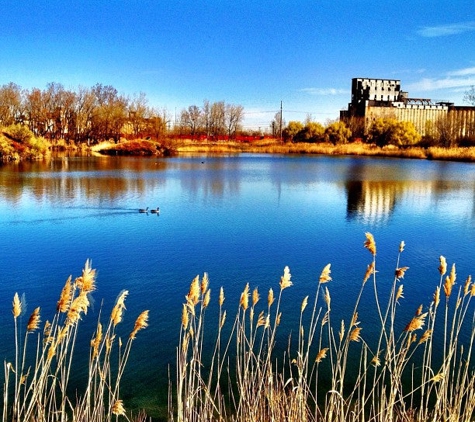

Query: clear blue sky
[1,0,475,130]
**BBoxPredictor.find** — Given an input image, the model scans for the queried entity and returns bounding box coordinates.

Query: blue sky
[1,0,475,130]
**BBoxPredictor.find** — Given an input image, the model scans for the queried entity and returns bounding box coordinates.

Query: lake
[1,153,475,419]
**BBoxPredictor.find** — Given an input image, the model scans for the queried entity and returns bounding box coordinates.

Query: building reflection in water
[346,180,398,225]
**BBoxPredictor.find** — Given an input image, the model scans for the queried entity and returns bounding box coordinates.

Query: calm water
[1,154,475,418]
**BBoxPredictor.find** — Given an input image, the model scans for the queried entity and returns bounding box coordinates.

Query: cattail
[130,310,149,339]
[187,275,200,306]
[404,312,427,332]
[364,232,376,256]
[301,296,309,313]
[363,262,375,284]
[324,287,331,310]
[319,264,332,284]
[111,399,126,416]
[219,287,225,306]
[76,259,96,293]
[439,256,447,276]
[396,284,404,301]
[12,293,21,318]
[27,307,41,332]
[268,288,275,307]
[399,240,405,253]
[350,327,362,342]
[395,266,409,280]
[201,272,209,295]
[240,283,249,311]
[252,287,259,306]
[279,266,292,290]
[464,275,472,296]
[315,348,329,363]
[418,329,432,345]
[57,276,73,313]
[91,323,103,358]
[181,304,189,329]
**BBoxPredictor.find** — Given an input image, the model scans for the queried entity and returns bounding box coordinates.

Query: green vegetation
[3,260,149,422]
[175,234,475,422]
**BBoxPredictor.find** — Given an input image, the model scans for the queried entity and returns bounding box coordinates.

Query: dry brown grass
[174,139,475,162]
[3,260,149,422]
[172,234,475,422]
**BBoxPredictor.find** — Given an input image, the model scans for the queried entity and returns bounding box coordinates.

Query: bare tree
[464,86,475,105]
[0,82,22,126]
[225,104,244,138]
[128,92,149,138]
[210,101,225,138]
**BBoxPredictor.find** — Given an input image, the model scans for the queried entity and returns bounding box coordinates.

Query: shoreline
[171,139,475,162]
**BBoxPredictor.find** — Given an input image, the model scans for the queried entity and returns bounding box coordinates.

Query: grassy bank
[174,139,475,162]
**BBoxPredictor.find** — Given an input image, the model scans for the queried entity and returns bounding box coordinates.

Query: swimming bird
[150,207,160,214]
[139,207,149,213]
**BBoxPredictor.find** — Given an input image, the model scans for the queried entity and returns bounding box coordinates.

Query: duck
[139,207,149,213]
[150,207,160,214]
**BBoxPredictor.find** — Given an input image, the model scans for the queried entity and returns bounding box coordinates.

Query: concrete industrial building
[340,77,475,138]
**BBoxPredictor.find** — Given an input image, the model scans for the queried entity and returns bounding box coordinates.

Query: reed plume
[364,232,376,256]
[12,292,21,318]
[130,310,149,339]
[26,307,41,332]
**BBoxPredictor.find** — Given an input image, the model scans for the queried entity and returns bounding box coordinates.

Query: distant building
[340,77,475,138]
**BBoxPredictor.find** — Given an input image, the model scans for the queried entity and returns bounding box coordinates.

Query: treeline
[0,82,249,144]
[0,82,169,144]
[176,101,245,139]
[282,115,475,148]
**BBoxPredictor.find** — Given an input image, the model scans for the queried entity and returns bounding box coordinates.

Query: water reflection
[1,156,475,225]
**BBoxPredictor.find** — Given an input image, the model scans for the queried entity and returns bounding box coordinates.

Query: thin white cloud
[417,21,475,37]
[300,88,348,96]
[407,68,475,92]
[447,67,475,77]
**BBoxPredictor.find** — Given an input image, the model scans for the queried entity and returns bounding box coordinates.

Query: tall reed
[3,260,149,422]
[173,234,475,421]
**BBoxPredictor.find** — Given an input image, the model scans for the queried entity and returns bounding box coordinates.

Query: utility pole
[280,101,283,142]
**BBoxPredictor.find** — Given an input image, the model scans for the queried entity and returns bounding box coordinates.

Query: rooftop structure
[340,77,474,138]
